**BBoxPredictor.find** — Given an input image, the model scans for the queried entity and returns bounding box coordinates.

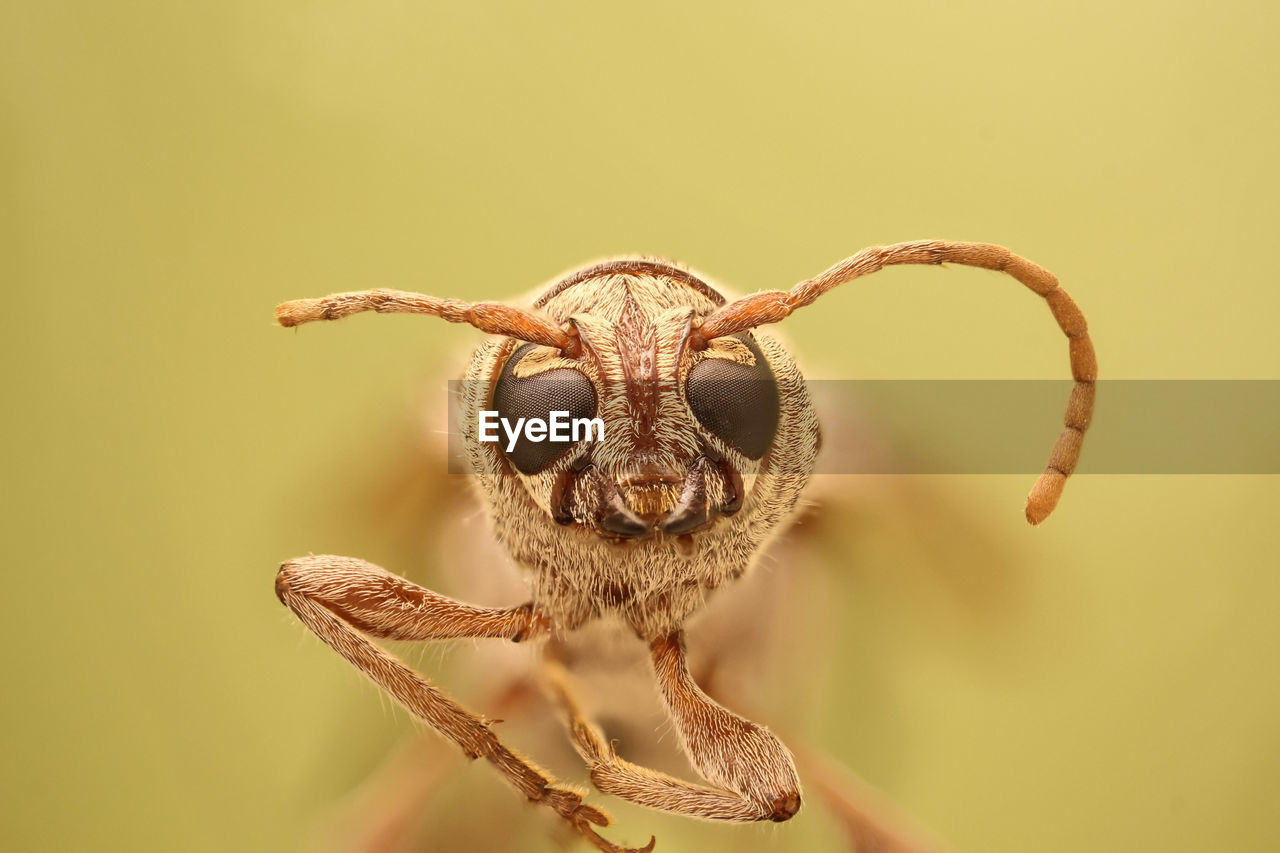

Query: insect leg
[274,555,650,853]
[542,634,803,823]
[309,676,548,852]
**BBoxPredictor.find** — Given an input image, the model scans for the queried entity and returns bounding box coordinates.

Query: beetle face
[487,329,780,541]
[462,260,818,550]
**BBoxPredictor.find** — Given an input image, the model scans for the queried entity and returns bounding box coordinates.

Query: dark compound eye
[685,334,780,459]
[491,344,598,475]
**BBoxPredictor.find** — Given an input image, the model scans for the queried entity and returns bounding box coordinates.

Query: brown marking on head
[616,293,661,448]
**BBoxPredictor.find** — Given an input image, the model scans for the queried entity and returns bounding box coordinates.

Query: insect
[274,240,1095,852]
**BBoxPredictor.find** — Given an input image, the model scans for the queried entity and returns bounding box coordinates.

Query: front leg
[275,555,651,853]
[544,631,801,823]
[650,631,803,821]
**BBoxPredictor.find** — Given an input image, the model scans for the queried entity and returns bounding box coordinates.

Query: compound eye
[491,344,598,474]
[685,334,781,460]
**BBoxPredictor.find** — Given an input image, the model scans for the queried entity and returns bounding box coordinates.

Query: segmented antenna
[692,241,1096,525]
[276,288,573,351]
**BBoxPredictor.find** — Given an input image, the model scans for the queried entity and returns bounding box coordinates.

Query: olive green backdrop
[3,2,1277,851]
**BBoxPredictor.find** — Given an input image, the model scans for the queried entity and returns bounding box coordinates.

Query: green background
[3,2,1277,851]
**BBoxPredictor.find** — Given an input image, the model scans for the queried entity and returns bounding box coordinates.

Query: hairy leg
[275,554,648,853]
[311,676,552,853]
[543,631,802,823]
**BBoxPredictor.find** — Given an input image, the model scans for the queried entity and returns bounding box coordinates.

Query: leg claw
[574,818,656,853]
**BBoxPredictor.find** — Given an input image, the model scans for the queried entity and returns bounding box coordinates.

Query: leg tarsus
[576,822,656,853]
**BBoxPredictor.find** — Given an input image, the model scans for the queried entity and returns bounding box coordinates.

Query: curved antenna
[275,288,575,352]
[692,241,1095,526]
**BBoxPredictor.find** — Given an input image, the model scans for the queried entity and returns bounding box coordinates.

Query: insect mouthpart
[561,453,742,542]
[619,464,682,523]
